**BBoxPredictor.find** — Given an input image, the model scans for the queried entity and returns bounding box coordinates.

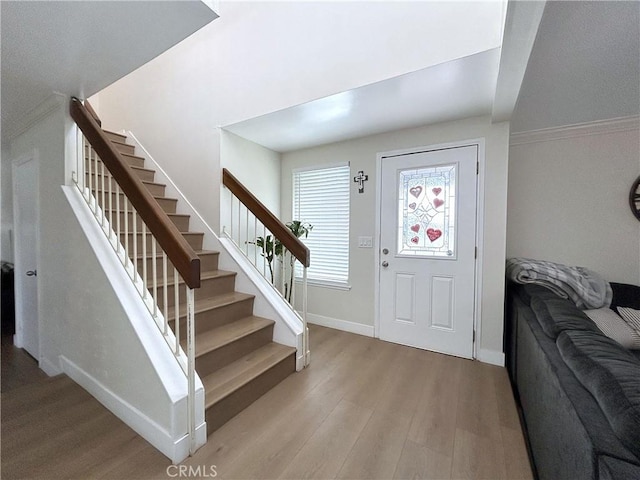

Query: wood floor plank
[336,409,412,480]
[218,387,345,479]
[455,360,503,441]
[0,326,533,480]
[278,399,373,480]
[407,352,462,456]
[451,428,507,480]
[393,439,452,480]
[492,366,522,430]
[501,426,534,480]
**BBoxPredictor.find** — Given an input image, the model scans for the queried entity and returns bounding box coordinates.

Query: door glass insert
[397,163,456,257]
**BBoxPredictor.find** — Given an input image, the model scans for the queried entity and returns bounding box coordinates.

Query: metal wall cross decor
[353,170,369,193]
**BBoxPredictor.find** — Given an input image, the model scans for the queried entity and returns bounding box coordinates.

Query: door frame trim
[374,138,485,359]
[12,149,41,360]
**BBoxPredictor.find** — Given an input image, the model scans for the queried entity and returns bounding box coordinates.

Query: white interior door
[378,145,477,358]
[13,154,39,359]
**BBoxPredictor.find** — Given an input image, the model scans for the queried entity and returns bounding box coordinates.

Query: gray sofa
[505,282,640,480]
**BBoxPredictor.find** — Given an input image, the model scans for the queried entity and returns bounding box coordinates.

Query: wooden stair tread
[107,210,189,219]
[120,152,146,162]
[124,230,203,237]
[188,316,274,357]
[103,129,127,140]
[203,342,296,408]
[167,291,254,319]
[87,173,165,189]
[109,139,129,147]
[131,249,218,260]
[148,269,235,288]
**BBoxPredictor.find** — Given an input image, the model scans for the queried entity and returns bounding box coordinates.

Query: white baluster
[142,223,148,299]
[186,287,196,455]
[254,217,258,267]
[163,252,169,335]
[87,145,93,206]
[303,265,309,366]
[132,205,138,283]
[174,268,180,355]
[124,197,129,267]
[108,166,113,239]
[100,160,105,227]
[245,206,249,256]
[116,184,121,254]
[152,238,158,317]
[237,197,241,247]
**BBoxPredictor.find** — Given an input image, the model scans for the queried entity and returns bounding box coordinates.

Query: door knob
[381,261,389,268]
[26,270,37,277]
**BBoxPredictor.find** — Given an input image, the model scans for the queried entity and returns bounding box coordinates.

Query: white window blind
[293,164,350,285]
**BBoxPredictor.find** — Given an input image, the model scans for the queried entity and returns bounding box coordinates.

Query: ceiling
[1,0,217,141]
[509,1,639,133]
[225,49,501,153]
[226,0,640,152]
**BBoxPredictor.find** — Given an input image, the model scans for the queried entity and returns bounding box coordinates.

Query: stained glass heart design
[408,202,416,210]
[432,187,442,196]
[433,198,444,208]
[427,228,442,242]
[411,236,419,244]
[410,224,420,233]
[409,186,423,198]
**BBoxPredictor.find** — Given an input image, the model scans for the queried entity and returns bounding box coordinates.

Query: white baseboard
[306,313,374,337]
[477,348,505,367]
[39,355,62,376]
[60,356,195,464]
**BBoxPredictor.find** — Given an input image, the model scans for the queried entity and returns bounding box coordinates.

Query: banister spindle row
[71,98,199,455]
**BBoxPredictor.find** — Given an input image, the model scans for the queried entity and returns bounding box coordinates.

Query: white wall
[220,130,281,231]
[507,121,640,285]
[281,116,510,361]
[1,142,13,262]
[95,1,504,235]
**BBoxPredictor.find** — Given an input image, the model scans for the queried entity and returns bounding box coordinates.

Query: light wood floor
[1,326,533,480]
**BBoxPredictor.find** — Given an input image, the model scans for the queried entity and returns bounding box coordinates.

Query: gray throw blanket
[506,257,612,309]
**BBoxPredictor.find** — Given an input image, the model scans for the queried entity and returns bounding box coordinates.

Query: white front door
[378,144,478,358]
[13,154,39,360]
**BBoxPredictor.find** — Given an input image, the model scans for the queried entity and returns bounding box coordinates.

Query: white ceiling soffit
[225,48,501,153]
[1,0,218,140]
[511,0,640,133]
[492,0,546,123]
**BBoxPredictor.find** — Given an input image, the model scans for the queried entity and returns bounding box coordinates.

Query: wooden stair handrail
[222,168,310,268]
[70,97,200,289]
[84,100,101,127]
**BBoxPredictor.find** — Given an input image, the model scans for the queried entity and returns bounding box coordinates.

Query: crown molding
[510,115,640,146]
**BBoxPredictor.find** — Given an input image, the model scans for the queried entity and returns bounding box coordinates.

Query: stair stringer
[61,185,206,464]
[126,131,305,370]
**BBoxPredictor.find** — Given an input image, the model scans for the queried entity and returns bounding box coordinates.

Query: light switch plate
[358,236,373,248]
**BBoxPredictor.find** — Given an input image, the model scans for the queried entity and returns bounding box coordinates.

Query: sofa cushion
[584,308,640,349]
[618,307,640,334]
[598,456,640,480]
[557,330,640,459]
[531,296,601,339]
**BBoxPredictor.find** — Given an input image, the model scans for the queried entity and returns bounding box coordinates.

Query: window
[293,164,350,286]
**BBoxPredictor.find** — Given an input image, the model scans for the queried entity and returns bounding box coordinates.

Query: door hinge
[474,246,477,259]
[476,162,479,175]
[473,330,476,343]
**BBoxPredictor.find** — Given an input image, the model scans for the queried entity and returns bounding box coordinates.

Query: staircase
[89,129,296,435]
